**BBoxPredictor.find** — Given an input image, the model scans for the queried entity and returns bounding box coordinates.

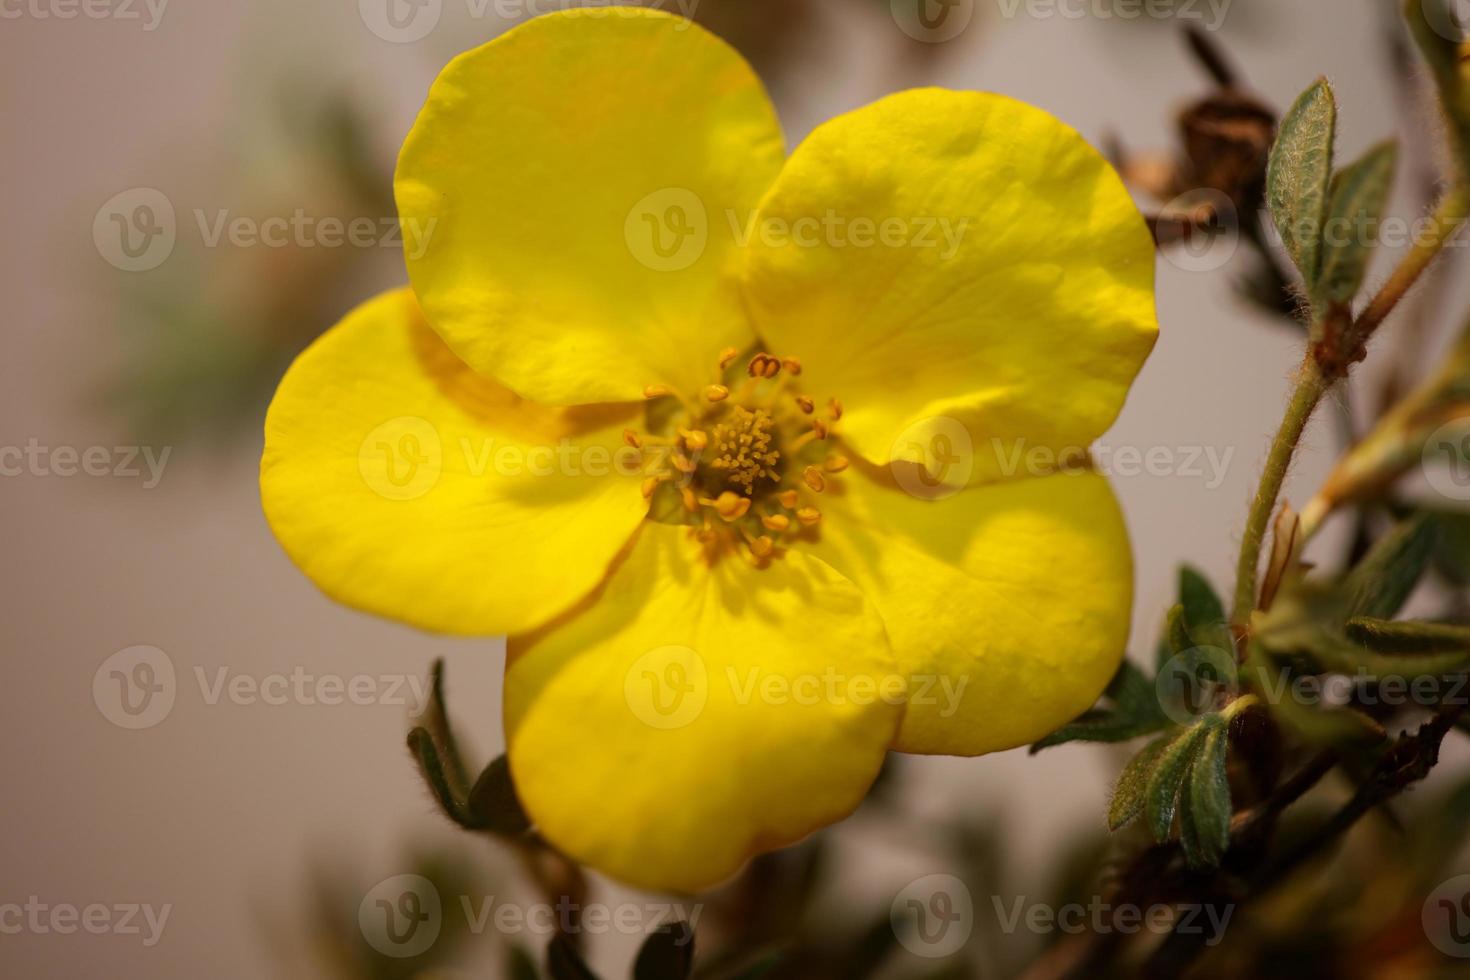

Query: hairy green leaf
[1318,141,1399,305]
[634,923,696,980]
[1179,566,1235,651]
[1185,722,1232,868]
[1346,617,1470,654]
[1268,79,1338,288]
[1146,722,1213,843]
[1344,513,1440,618]
[1109,733,1174,831]
[468,755,533,836]
[1032,661,1169,751]
[548,934,600,980]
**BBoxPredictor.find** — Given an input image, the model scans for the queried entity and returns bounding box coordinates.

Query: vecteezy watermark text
[358,874,700,959]
[0,898,171,947]
[0,440,170,488]
[0,0,167,29]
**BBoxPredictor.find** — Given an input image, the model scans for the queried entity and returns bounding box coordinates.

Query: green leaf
[1145,722,1213,843]
[548,935,600,980]
[1178,566,1235,651]
[1267,78,1338,288]
[1184,722,1232,868]
[1405,0,1470,155]
[467,754,533,836]
[634,923,696,980]
[1343,513,1441,618]
[1432,510,1470,586]
[1167,604,1194,657]
[1031,661,1169,751]
[407,662,531,837]
[1109,733,1174,831]
[508,945,541,980]
[1345,617,1470,654]
[1318,141,1399,305]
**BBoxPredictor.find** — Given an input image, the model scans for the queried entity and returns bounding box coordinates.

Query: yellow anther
[673,453,697,474]
[705,384,730,403]
[748,535,775,558]
[810,419,829,440]
[829,398,843,420]
[824,454,850,473]
[713,491,752,522]
[795,395,815,414]
[777,489,800,509]
[796,506,822,526]
[761,514,791,532]
[680,428,709,451]
[718,347,741,370]
[622,429,642,449]
[803,466,826,493]
[643,384,671,399]
[680,487,699,512]
[748,353,781,379]
[781,357,802,376]
[640,476,661,499]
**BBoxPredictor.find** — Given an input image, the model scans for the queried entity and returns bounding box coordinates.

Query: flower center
[631,348,848,564]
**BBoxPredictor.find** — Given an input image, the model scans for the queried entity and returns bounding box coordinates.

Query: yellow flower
[260,8,1157,892]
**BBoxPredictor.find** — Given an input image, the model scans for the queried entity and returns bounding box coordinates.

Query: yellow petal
[801,464,1132,755]
[261,289,648,636]
[505,524,899,892]
[396,9,784,404]
[743,89,1157,481]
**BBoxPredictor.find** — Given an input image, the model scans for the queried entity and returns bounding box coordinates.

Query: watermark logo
[359,417,443,502]
[1423,418,1470,503]
[1422,0,1470,43]
[94,188,175,273]
[1156,646,1238,726]
[359,0,442,42]
[892,874,975,958]
[892,0,975,42]
[626,188,708,272]
[360,875,442,958]
[93,646,176,730]
[1425,875,1470,957]
[889,417,974,500]
[1155,189,1240,273]
[625,646,708,729]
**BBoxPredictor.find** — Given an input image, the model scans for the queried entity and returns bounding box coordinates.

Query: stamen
[680,428,709,451]
[796,506,822,526]
[710,491,751,522]
[622,429,642,449]
[803,466,826,493]
[640,476,662,499]
[718,347,740,371]
[777,489,800,509]
[795,395,815,415]
[824,454,850,473]
[748,353,781,379]
[680,487,698,513]
[747,534,774,559]
[828,398,844,421]
[643,384,671,399]
[781,357,802,376]
[810,419,829,440]
[761,514,790,532]
[672,453,697,474]
[705,384,729,403]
